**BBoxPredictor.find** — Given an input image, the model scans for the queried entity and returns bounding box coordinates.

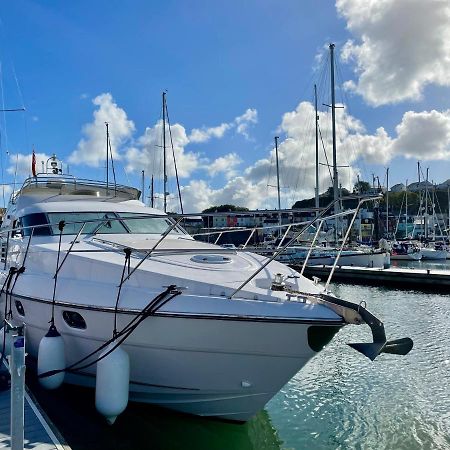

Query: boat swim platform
[294,264,450,292]
[0,384,68,450]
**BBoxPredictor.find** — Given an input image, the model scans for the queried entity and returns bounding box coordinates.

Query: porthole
[62,311,87,329]
[15,301,25,316]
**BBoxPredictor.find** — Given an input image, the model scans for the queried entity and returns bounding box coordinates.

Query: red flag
[32,149,37,177]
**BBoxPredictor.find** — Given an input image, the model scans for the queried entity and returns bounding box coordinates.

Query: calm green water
[31,279,450,450]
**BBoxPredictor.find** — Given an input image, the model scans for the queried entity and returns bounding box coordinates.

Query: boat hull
[6,293,342,421]
[278,250,390,268]
[421,249,447,260]
[390,252,422,261]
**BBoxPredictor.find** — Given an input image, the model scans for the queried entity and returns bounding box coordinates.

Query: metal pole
[447,186,450,233]
[10,324,25,450]
[150,175,154,208]
[314,84,319,212]
[274,136,281,234]
[141,170,145,204]
[105,122,109,195]
[300,220,323,277]
[425,168,429,239]
[329,44,339,241]
[405,180,408,239]
[162,92,167,213]
[386,167,389,238]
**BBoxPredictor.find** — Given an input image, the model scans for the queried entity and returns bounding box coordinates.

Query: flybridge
[11,154,140,205]
[11,175,141,204]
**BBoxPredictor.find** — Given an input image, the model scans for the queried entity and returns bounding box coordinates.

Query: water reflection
[27,375,283,450]
[27,278,450,449]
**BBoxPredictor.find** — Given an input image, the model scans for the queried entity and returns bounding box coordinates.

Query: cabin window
[118,213,185,234]
[21,213,52,236]
[62,310,87,329]
[15,300,25,316]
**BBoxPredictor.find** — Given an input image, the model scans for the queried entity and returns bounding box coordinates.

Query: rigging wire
[165,99,184,213]
[0,62,8,207]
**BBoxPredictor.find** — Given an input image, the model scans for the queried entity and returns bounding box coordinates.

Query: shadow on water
[26,367,283,450]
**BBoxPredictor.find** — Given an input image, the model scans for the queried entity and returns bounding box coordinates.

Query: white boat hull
[421,249,447,260]
[390,252,422,261]
[279,251,389,269]
[6,292,342,421]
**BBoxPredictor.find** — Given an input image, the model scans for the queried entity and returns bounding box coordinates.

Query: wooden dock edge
[294,265,450,292]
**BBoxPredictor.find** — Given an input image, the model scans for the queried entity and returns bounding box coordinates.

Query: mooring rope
[38,285,181,379]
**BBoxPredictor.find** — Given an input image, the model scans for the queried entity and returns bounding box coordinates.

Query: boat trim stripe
[11,293,344,326]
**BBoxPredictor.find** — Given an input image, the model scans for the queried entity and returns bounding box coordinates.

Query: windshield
[118,213,184,234]
[48,212,128,235]
[21,212,185,236]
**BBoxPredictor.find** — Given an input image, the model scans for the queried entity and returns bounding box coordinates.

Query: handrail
[118,217,184,286]
[299,220,323,277]
[228,195,382,299]
[323,197,376,291]
[227,198,354,298]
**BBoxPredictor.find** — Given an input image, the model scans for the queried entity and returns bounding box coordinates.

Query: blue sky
[1,0,450,211]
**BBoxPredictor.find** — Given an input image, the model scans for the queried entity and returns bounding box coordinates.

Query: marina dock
[295,264,450,292]
[0,383,67,450]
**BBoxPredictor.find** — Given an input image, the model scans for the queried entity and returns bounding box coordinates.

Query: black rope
[38,285,180,379]
[0,268,17,365]
[50,220,65,326]
[7,266,25,318]
[113,248,132,337]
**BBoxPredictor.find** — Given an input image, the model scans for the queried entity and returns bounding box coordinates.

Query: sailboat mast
[447,186,450,234]
[162,92,167,213]
[314,84,319,212]
[151,175,154,208]
[105,122,110,195]
[274,136,281,232]
[386,167,389,238]
[329,44,339,236]
[141,170,145,204]
[425,167,429,239]
[405,179,408,239]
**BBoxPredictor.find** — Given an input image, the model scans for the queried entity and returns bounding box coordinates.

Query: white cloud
[181,177,269,213]
[125,120,201,179]
[69,93,135,167]
[180,103,450,212]
[188,123,231,143]
[235,108,258,138]
[337,0,450,106]
[7,152,51,177]
[391,109,450,159]
[188,108,258,143]
[208,153,242,178]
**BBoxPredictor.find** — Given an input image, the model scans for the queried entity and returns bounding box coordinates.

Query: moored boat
[390,242,422,261]
[0,156,412,422]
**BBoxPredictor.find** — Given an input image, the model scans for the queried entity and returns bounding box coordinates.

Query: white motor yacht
[0,157,412,422]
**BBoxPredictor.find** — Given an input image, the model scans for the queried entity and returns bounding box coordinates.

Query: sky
[0,0,450,212]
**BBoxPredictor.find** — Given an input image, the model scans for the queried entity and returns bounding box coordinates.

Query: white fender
[95,342,130,425]
[37,325,65,390]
